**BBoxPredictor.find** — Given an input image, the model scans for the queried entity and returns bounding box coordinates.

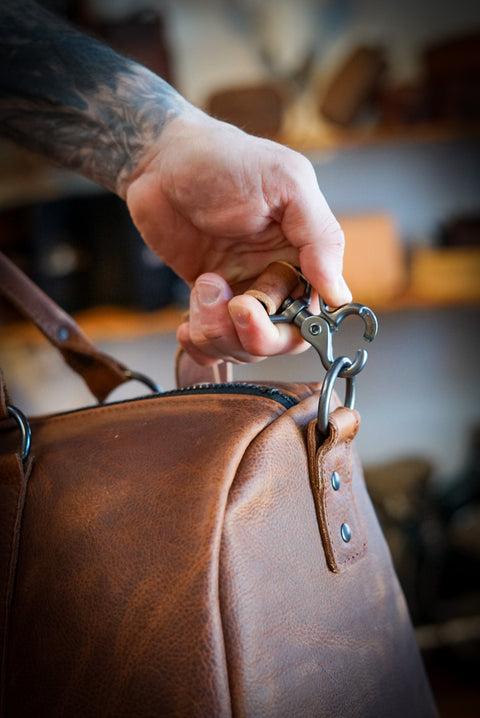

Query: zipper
[5,383,299,462]
[158,382,299,410]
[28,382,300,422]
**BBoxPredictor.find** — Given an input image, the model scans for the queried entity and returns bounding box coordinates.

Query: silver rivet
[341,523,352,543]
[58,326,69,341]
[309,323,321,336]
[331,471,340,491]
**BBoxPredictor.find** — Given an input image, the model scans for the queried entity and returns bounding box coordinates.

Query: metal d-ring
[317,357,356,438]
[7,404,31,461]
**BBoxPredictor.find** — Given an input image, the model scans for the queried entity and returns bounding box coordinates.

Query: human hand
[124,110,351,365]
[0,0,347,366]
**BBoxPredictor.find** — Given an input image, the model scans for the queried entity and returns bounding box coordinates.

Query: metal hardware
[7,404,31,461]
[269,271,378,379]
[124,370,161,394]
[331,471,341,491]
[341,523,352,543]
[317,356,356,437]
[263,265,378,437]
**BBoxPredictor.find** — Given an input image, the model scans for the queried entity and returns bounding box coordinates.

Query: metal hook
[318,298,378,343]
[269,271,313,325]
[314,299,378,378]
[299,314,368,377]
[269,271,378,379]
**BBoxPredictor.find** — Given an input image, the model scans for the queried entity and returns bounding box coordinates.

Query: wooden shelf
[1,247,478,350]
[370,289,480,314]
[0,305,185,348]
[339,216,480,312]
[279,121,480,154]
[407,246,480,308]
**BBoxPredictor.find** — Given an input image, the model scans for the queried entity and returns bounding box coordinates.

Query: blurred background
[1,1,479,714]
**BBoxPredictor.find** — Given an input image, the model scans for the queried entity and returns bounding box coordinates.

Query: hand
[124,110,351,365]
[0,0,347,366]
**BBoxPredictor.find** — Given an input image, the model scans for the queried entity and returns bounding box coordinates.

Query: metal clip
[270,272,378,379]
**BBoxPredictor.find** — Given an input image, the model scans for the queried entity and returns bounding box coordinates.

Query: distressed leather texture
[0,382,437,717]
[0,254,437,717]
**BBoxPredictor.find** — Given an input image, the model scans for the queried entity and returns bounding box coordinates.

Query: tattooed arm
[0,0,188,194]
[0,0,351,364]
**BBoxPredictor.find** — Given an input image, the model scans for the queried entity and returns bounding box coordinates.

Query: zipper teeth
[160,382,298,408]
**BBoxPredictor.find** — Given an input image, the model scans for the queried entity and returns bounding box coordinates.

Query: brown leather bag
[0,253,437,717]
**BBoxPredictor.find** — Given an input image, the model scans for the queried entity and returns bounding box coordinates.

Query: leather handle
[244,261,300,314]
[0,252,129,402]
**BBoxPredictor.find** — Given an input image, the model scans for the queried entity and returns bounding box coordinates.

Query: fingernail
[229,305,251,328]
[196,280,222,306]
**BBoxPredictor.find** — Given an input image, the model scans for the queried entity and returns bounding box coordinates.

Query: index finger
[274,153,352,307]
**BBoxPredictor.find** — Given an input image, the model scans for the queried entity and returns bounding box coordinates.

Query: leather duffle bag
[0,252,437,717]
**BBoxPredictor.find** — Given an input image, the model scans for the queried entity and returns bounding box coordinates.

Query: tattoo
[0,0,187,194]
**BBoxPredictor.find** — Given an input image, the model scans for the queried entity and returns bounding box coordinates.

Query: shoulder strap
[0,252,129,402]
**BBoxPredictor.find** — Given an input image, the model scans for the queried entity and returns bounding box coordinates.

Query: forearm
[0,0,192,196]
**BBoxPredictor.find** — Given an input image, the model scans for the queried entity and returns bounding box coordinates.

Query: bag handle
[0,252,130,402]
[0,252,280,398]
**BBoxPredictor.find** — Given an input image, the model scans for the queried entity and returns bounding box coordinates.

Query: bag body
[0,253,437,717]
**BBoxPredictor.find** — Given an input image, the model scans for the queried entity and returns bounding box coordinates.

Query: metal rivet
[308,323,321,336]
[340,523,352,543]
[58,326,69,341]
[331,471,340,491]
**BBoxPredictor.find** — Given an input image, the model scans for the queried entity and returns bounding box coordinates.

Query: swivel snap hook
[258,263,378,381]
[314,299,378,378]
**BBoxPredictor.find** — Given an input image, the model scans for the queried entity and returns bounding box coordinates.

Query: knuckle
[201,322,228,343]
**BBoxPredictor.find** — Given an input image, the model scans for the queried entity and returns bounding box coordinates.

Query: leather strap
[0,252,129,402]
[307,407,367,573]
[175,347,232,388]
[245,261,299,314]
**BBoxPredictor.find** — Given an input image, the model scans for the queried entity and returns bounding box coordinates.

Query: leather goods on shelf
[410,246,480,305]
[0,253,437,717]
[319,45,386,126]
[206,83,286,138]
[339,213,408,305]
[423,31,480,123]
